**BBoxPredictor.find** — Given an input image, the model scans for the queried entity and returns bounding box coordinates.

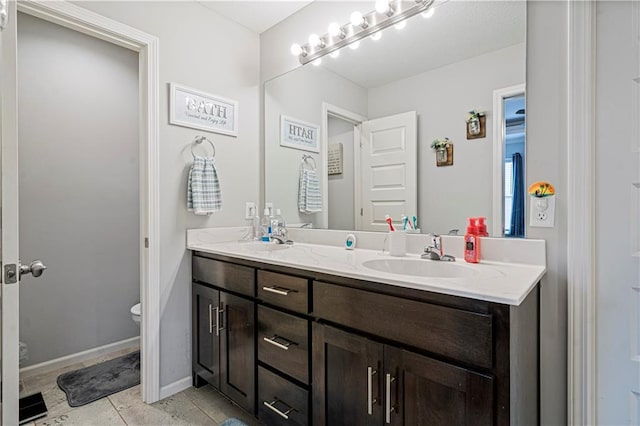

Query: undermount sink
[362,258,479,278]
[243,242,292,253]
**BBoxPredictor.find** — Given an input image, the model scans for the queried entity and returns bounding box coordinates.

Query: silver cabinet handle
[208,304,213,334]
[262,286,295,296]
[385,373,396,424]
[263,399,295,419]
[263,335,296,351]
[367,366,378,415]
[214,306,220,336]
[218,307,225,332]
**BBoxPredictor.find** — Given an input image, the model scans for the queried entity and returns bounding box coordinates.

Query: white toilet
[131,303,141,326]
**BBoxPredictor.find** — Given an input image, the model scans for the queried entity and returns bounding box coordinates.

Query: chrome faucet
[421,234,455,261]
[270,235,293,245]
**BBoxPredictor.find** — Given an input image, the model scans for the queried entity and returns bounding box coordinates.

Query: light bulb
[350,11,364,27]
[308,34,323,48]
[371,31,382,41]
[422,8,435,18]
[330,50,340,59]
[290,43,302,56]
[394,20,407,30]
[312,58,322,66]
[349,41,360,50]
[375,0,390,14]
[328,22,342,37]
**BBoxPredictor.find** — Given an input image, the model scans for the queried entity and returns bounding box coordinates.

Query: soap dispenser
[464,218,481,263]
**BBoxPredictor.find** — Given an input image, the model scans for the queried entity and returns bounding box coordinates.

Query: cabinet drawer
[192,256,255,297]
[313,281,493,369]
[258,366,309,426]
[258,306,309,384]
[258,270,309,314]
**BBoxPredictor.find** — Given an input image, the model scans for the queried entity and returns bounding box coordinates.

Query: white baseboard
[160,376,192,400]
[20,336,140,378]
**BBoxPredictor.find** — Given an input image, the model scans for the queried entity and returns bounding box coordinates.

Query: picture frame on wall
[280,115,320,153]
[169,83,238,137]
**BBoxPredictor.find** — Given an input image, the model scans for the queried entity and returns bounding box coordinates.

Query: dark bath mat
[57,350,140,407]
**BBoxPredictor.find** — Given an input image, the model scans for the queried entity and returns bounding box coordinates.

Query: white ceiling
[320,1,526,88]
[198,1,314,34]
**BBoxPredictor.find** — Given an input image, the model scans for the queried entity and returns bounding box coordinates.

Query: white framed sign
[170,83,238,137]
[280,115,319,153]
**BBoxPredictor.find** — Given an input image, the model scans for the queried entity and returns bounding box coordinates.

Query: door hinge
[4,263,17,284]
[360,208,364,216]
[144,237,149,248]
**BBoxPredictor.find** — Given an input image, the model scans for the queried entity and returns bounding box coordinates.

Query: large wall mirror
[264,1,526,237]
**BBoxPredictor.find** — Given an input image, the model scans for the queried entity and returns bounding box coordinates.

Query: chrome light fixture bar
[296,0,434,65]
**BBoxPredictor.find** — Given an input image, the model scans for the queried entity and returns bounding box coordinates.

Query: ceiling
[198,1,314,34]
[319,1,526,88]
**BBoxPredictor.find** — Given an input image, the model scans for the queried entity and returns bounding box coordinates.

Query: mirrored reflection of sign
[170,83,238,137]
[328,143,343,175]
[280,115,319,153]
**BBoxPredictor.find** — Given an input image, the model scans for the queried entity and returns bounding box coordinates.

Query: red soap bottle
[477,217,489,237]
[464,218,481,263]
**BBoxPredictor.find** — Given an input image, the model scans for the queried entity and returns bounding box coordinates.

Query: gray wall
[262,2,570,423]
[367,43,525,234]
[18,13,140,366]
[71,1,261,389]
[327,116,355,230]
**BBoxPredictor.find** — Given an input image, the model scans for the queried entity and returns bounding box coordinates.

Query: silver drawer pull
[263,398,296,419]
[208,304,213,334]
[262,286,295,296]
[385,373,396,424]
[263,335,296,351]
[367,366,378,415]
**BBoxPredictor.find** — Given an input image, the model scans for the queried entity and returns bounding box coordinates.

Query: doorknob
[20,260,47,278]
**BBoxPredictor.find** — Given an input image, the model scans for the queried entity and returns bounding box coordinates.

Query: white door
[1,0,21,424]
[357,111,417,232]
[595,2,640,424]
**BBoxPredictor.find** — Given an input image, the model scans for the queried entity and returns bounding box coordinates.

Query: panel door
[385,346,493,426]
[192,283,220,388]
[1,1,20,423]
[312,323,383,426]
[359,111,417,232]
[220,291,256,414]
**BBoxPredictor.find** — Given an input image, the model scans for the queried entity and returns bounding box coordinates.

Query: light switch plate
[529,196,555,228]
[245,202,256,219]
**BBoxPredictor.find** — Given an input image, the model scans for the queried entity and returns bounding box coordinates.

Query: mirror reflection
[265,1,526,236]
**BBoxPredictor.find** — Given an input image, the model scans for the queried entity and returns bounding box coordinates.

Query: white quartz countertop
[187,229,546,306]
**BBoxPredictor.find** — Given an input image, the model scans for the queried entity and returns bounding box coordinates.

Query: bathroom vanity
[188,228,545,426]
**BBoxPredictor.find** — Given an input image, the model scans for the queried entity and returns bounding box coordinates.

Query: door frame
[491,83,526,237]
[16,0,161,403]
[320,102,367,229]
[567,0,596,424]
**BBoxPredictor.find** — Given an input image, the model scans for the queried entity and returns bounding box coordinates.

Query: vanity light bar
[296,0,434,65]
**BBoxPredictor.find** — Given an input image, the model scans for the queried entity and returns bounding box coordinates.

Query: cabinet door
[192,283,220,388]
[312,324,383,426]
[385,346,493,426]
[220,291,256,414]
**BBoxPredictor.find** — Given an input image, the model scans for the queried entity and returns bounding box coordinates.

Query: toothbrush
[402,215,409,231]
[412,215,418,230]
[385,215,395,232]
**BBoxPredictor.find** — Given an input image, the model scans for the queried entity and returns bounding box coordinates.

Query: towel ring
[301,154,316,170]
[191,136,216,159]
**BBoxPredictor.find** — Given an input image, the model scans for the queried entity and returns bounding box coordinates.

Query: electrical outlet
[245,202,256,219]
[529,196,555,228]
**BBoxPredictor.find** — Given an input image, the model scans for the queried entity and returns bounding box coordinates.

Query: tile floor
[19,348,261,426]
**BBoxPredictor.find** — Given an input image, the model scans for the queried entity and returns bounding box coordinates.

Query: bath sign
[280,115,319,153]
[169,83,238,137]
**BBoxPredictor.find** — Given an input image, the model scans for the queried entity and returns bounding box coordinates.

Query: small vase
[436,147,448,162]
[468,117,481,136]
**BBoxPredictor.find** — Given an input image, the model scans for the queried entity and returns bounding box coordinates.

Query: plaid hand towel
[188,156,222,215]
[298,169,322,214]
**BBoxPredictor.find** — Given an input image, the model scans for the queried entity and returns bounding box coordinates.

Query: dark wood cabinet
[313,324,494,426]
[191,251,539,426]
[192,256,256,415]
